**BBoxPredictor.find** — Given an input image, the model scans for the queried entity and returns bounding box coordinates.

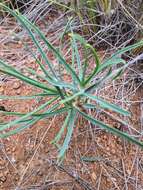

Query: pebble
[13,81,21,89]
[91,172,97,180]
[0,173,6,183]
[16,88,21,95]
[0,86,4,93]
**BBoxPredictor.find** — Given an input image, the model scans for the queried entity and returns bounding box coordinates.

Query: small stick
[49,160,95,190]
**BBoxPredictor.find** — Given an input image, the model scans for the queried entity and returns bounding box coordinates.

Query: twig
[126,53,143,66]
[49,160,95,190]
[27,180,73,190]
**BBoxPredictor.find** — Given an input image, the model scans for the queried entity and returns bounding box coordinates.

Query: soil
[0,18,143,190]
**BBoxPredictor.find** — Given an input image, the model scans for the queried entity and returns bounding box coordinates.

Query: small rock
[91,172,97,181]
[111,149,116,154]
[16,89,21,95]
[13,81,21,89]
[37,171,43,176]
[0,174,6,183]
[0,86,4,93]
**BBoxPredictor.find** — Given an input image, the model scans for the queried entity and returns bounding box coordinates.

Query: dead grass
[0,1,143,189]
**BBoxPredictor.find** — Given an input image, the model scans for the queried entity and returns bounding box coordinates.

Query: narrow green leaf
[60,90,84,104]
[0,117,39,138]
[0,107,70,118]
[58,109,77,159]
[24,49,67,100]
[84,93,130,116]
[69,33,87,45]
[24,44,56,81]
[85,68,112,93]
[83,103,99,109]
[112,68,123,80]
[98,58,126,73]
[69,33,100,85]
[51,110,71,144]
[0,4,57,78]
[0,61,57,93]
[0,93,56,100]
[0,105,70,138]
[83,103,129,126]
[0,97,58,131]
[83,44,100,85]
[78,110,143,148]
[18,11,81,85]
[69,32,82,80]
[99,40,143,73]
[26,68,76,90]
[60,17,73,45]
[110,40,143,58]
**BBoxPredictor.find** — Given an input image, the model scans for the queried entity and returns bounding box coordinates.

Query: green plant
[48,0,119,36]
[0,4,143,161]
[49,0,98,33]
[0,0,9,16]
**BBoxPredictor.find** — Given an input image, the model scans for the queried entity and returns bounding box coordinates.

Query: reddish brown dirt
[1,78,143,190]
[0,21,143,190]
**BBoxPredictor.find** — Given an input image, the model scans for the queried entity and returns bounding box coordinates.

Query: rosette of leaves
[0,4,143,161]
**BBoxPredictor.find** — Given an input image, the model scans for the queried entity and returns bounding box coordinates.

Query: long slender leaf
[0,106,70,118]
[0,61,57,93]
[78,110,143,148]
[24,44,56,81]
[98,58,126,73]
[0,105,70,138]
[0,97,58,131]
[0,93,56,100]
[60,90,84,104]
[69,33,100,84]
[85,68,112,93]
[0,4,58,78]
[26,68,76,90]
[51,110,71,144]
[58,109,77,158]
[83,44,100,85]
[70,32,82,80]
[0,117,39,138]
[84,93,130,116]
[1,3,81,86]
[110,40,143,59]
[15,8,81,85]
[26,46,67,100]
[83,103,129,126]
[99,40,143,73]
